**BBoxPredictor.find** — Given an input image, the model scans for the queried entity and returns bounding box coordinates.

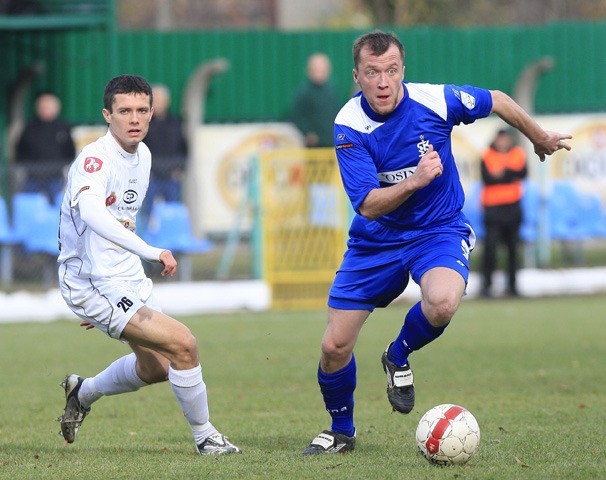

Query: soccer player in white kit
[57,74,240,455]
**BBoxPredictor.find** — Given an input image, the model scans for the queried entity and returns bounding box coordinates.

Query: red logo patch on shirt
[84,157,103,173]
[105,192,116,206]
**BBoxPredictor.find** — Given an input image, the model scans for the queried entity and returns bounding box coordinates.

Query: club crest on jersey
[123,189,138,204]
[84,157,103,173]
[106,192,116,206]
[417,135,431,157]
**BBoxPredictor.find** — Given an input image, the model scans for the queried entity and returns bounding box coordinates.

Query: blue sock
[388,301,448,366]
[318,355,356,437]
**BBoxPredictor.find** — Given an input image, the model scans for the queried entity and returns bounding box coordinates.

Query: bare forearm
[359,178,420,220]
[490,90,572,160]
[490,90,546,145]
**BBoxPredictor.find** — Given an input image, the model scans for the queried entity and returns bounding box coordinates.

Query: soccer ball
[415,404,480,465]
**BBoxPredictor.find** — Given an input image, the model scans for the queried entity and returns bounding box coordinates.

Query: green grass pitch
[0,295,604,479]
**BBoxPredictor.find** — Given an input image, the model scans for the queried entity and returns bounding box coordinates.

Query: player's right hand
[159,250,178,277]
[533,131,572,161]
[413,145,443,188]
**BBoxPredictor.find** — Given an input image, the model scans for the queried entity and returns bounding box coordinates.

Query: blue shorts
[328,217,476,311]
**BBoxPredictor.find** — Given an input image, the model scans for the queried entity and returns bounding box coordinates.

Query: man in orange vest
[480,128,527,297]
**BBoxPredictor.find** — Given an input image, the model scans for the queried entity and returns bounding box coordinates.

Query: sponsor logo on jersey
[105,192,116,206]
[460,91,476,110]
[123,189,138,204]
[84,157,103,173]
[378,166,417,184]
[336,142,354,150]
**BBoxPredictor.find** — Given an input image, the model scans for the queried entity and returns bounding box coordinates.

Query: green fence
[3,21,606,127]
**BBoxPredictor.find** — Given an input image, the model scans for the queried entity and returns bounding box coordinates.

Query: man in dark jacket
[15,91,76,204]
[291,53,342,148]
[143,84,188,204]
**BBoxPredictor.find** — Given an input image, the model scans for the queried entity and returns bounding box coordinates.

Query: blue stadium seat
[548,181,586,242]
[143,201,213,280]
[12,192,49,241]
[520,180,540,243]
[24,208,60,255]
[576,192,606,238]
[12,192,60,255]
[0,196,17,245]
[144,201,213,253]
[462,181,484,240]
[54,190,65,208]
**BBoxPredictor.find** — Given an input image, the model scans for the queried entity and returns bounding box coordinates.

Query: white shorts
[59,262,162,339]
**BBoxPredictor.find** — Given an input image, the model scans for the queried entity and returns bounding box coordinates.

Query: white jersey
[58,130,153,280]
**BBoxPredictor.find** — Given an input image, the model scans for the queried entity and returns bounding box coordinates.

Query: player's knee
[424,296,460,327]
[321,337,352,362]
[171,328,199,367]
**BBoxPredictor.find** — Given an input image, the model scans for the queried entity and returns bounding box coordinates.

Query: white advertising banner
[186,123,303,235]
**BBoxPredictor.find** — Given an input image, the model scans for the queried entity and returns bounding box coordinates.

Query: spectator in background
[291,53,342,147]
[142,84,188,218]
[480,128,528,298]
[15,91,76,204]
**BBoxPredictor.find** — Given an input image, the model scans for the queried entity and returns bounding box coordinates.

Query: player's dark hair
[353,30,405,68]
[103,74,153,112]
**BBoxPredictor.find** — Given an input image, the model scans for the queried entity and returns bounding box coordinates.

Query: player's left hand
[159,249,178,277]
[79,320,95,330]
[534,131,572,161]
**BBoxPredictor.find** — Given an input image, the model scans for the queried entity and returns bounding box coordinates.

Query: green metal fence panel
[3,21,606,127]
[0,28,112,123]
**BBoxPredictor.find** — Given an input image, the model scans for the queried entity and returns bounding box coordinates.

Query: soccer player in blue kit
[303,30,572,454]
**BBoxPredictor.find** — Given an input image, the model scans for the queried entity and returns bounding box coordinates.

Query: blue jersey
[334,82,493,235]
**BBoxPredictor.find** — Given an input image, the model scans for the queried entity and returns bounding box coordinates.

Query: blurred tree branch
[360,0,606,26]
[117,0,606,30]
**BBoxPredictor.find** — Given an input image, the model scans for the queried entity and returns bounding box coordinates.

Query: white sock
[168,364,218,444]
[78,353,147,409]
